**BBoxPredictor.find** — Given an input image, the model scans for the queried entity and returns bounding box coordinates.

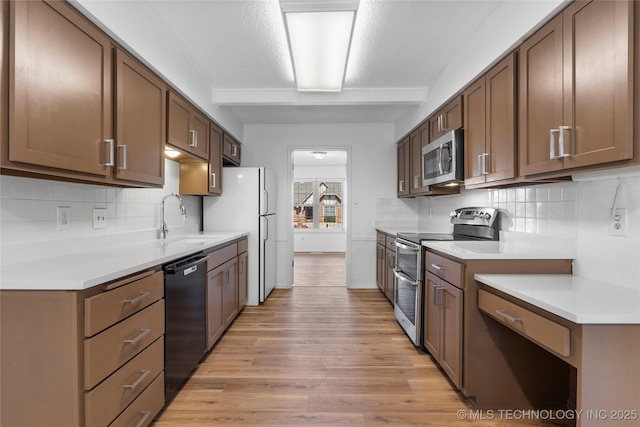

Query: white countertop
[423,240,574,260]
[475,274,640,324]
[0,231,248,291]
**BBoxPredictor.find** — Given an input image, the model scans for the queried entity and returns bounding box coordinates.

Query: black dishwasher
[163,252,208,402]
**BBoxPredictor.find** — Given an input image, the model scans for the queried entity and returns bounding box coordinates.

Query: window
[294,180,343,229]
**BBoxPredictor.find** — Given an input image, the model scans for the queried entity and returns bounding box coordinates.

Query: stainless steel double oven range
[393,207,500,345]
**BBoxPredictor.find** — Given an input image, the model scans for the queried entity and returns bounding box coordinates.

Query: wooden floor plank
[154,286,565,426]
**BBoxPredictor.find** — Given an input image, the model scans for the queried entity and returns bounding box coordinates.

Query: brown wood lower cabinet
[421,249,574,410]
[205,237,248,350]
[0,268,165,427]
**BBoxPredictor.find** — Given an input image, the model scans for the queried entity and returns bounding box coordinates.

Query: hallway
[153,287,564,426]
[293,252,346,287]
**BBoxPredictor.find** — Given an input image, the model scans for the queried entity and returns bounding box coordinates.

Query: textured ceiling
[73,0,555,128]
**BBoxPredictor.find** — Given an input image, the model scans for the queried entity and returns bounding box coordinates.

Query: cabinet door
[423,274,441,361]
[463,77,487,186]
[222,258,238,328]
[485,53,516,183]
[209,123,223,195]
[223,134,241,166]
[519,15,564,176]
[409,121,430,195]
[167,91,191,154]
[430,96,462,142]
[375,244,385,292]
[10,0,112,177]
[396,137,410,197]
[206,266,225,350]
[190,111,209,160]
[384,247,395,303]
[561,0,633,169]
[439,281,463,388]
[114,49,165,186]
[237,251,248,309]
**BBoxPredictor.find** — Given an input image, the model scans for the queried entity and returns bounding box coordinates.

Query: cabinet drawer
[85,338,164,427]
[85,271,164,337]
[238,237,248,254]
[108,372,165,427]
[478,289,570,357]
[425,252,462,288]
[385,235,396,250]
[207,243,237,271]
[376,232,387,246]
[85,301,164,390]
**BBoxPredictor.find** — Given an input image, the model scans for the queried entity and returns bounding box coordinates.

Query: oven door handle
[393,269,419,286]
[394,240,419,251]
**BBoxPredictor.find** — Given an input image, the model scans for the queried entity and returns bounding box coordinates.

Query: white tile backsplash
[0,159,201,245]
[377,175,640,290]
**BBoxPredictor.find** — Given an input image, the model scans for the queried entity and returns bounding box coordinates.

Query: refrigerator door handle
[262,189,269,215]
[262,215,269,241]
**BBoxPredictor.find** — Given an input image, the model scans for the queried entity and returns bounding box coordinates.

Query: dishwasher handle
[164,253,209,275]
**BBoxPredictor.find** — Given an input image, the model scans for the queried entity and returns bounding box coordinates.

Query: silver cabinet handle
[118,145,128,170]
[194,130,198,148]
[211,172,216,189]
[223,268,229,285]
[189,130,197,147]
[549,128,560,159]
[479,153,489,175]
[434,285,444,307]
[132,411,152,427]
[123,369,150,390]
[440,114,447,132]
[496,309,523,323]
[123,292,151,305]
[124,328,150,345]
[105,139,115,166]
[431,264,444,272]
[414,175,420,189]
[399,180,405,193]
[231,144,237,157]
[558,126,571,158]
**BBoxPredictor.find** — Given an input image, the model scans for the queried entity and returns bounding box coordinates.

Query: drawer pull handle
[124,292,152,305]
[124,328,151,345]
[124,369,150,390]
[431,264,444,271]
[132,410,152,427]
[496,309,523,324]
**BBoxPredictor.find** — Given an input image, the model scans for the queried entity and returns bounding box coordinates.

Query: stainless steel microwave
[422,128,464,187]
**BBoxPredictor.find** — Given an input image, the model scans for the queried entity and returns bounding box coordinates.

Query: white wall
[242,123,396,289]
[0,160,201,246]
[394,0,566,139]
[293,163,347,253]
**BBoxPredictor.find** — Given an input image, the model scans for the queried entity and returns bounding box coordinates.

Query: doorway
[289,149,348,287]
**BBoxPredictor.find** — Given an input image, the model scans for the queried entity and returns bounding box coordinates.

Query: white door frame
[287,146,352,287]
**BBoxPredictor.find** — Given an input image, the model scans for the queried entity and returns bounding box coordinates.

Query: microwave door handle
[438,145,444,175]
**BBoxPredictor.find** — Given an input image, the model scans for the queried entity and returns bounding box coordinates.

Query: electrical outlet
[57,206,71,231]
[609,208,627,237]
[93,208,107,229]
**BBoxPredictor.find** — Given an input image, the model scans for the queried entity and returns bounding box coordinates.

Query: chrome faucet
[160,193,187,239]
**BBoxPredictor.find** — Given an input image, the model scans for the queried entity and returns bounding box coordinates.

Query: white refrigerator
[203,167,277,305]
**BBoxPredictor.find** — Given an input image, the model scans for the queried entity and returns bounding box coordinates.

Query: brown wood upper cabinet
[167,91,209,160]
[429,96,463,142]
[519,0,634,176]
[223,133,241,166]
[114,49,165,186]
[179,121,223,196]
[409,121,431,195]
[8,0,113,178]
[464,53,516,187]
[396,136,410,197]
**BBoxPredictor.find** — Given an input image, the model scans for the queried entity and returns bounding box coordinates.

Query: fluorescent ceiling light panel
[282,1,358,92]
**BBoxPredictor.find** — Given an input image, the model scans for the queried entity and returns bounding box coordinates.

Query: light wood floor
[293,252,346,287]
[153,287,564,426]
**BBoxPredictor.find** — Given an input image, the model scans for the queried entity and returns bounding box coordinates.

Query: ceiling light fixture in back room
[280,0,359,92]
